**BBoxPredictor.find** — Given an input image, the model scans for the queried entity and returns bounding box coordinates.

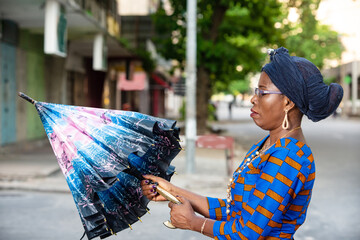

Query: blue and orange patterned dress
[207,136,315,239]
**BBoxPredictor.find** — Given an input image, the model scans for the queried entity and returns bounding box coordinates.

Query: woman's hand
[140,175,174,202]
[168,196,198,230]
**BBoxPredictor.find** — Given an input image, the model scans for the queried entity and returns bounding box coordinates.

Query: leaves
[281,0,343,68]
[150,0,343,130]
[152,0,282,88]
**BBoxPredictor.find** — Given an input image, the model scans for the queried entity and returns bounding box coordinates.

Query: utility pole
[185,0,197,174]
[351,60,358,115]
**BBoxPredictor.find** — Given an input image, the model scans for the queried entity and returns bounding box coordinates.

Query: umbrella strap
[79,231,86,240]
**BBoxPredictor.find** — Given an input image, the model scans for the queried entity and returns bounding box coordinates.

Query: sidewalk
[0,137,245,196]
[0,139,67,192]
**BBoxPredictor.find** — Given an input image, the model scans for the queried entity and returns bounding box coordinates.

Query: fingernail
[152,185,157,189]
[145,180,150,184]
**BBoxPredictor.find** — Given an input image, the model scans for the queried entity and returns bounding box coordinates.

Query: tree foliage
[229,79,250,96]
[151,0,343,132]
[280,0,343,68]
[153,0,283,91]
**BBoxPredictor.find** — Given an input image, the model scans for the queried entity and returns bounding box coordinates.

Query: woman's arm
[141,175,210,217]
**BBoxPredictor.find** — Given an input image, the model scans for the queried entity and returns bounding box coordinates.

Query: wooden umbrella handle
[156,185,181,204]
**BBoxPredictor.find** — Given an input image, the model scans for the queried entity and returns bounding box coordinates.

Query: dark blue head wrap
[262,47,343,122]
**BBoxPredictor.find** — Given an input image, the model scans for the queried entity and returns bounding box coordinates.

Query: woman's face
[250,72,286,131]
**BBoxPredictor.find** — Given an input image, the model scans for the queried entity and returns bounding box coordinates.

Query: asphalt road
[0,190,211,240]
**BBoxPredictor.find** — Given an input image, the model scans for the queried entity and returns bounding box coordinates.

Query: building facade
[0,0,131,146]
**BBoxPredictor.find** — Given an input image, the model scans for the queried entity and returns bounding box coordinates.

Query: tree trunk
[195,4,228,134]
[196,66,211,134]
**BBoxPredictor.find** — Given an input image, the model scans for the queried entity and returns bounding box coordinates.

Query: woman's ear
[284,96,295,111]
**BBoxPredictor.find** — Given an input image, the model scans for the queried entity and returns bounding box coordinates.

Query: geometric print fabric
[207,136,315,239]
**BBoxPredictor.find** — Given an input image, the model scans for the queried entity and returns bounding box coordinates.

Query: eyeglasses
[254,88,282,97]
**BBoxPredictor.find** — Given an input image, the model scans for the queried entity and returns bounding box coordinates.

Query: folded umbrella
[19,92,182,239]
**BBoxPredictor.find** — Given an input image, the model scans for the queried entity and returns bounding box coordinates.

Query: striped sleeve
[207,197,228,221]
[212,146,313,239]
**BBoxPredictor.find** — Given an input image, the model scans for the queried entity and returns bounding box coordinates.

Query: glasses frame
[254,88,282,97]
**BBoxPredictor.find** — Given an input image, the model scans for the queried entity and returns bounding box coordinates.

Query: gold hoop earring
[282,109,289,130]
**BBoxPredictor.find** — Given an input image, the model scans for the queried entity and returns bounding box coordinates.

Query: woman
[141,47,343,239]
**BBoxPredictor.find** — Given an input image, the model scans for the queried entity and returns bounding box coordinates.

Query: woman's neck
[268,126,303,146]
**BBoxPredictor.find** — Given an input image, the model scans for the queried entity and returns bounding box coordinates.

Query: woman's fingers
[140,175,168,201]
[141,184,158,199]
[142,184,157,194]
[176,196,186,204]
[167,196,195,230]
[142,174,162,184]
[168,195,183,208]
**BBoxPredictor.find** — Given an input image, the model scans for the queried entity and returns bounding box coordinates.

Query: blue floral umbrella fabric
[19,93,181,239]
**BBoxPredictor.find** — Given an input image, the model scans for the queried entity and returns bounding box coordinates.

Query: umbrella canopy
[19,93,181,239]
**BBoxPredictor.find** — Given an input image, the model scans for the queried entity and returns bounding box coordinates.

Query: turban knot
[262,47,343,122]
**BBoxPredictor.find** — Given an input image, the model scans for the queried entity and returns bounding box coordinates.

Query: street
[0,151,227,240]
[0,190,210,240]
[1,106,360,240]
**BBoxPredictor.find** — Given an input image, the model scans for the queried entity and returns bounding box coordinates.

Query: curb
[0,138,49,155]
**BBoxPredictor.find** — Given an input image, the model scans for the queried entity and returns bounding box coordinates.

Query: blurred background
[0,0,359,239]
[0,0,359,143]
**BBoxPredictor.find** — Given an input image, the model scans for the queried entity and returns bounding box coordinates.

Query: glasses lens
[255,88,259,96]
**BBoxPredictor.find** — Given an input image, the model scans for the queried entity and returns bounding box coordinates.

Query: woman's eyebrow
[258,84,267,89]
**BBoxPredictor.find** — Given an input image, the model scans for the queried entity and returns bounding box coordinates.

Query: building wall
[45,56,66,104]
[16,47,28,142]
[19,30,47,140]
[0,26,49,146]
[26,52,46,139]
[85,58,106,108]
[322,61,360,115]
[0,42,17,145]
[0,1,128,146]
[0,20,18,146]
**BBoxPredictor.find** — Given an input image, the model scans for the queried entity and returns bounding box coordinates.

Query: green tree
[152,0,283,133]
[279,0,343,68]
[152,0,343,133]
[229,79,250,95]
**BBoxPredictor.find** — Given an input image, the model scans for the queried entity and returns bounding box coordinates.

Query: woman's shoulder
[269,137,314,168]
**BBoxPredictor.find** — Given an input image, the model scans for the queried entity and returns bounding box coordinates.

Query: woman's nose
[250,94,256,105]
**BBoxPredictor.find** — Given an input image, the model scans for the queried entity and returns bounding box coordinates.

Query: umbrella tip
[18,92,36,105]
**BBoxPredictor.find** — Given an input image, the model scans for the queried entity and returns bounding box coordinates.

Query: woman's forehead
[259,72,273,86]
[259,72,280,91]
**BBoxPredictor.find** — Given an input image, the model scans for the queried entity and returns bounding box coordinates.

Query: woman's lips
[250,108,259,118]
